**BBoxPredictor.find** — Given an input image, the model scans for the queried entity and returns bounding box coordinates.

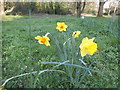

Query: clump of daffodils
[2,22,99,88]
[35,22,98,57]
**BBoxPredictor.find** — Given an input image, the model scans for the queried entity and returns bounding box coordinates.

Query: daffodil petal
[45,41,50,46]
[35,36,42,40]
[43,36,50,41]
[81,49,87,57]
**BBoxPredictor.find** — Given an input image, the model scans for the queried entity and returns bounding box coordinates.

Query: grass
[2,15,119,88]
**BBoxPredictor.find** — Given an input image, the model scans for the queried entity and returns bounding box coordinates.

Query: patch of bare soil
[21,13,63,19]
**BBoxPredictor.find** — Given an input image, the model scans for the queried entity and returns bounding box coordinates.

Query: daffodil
[72,31,81,38]
[56,22,68,31]
[79,37,97,57]
[35,36,50,46]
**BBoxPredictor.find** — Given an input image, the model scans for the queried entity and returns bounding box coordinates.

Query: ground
[1,14,119,88]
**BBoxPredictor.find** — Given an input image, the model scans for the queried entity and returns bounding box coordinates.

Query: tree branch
[81,0,86,13]
[104,0,109,4]
[5,6,15,14]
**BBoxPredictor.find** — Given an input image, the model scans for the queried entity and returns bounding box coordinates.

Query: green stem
[28,9,32,59]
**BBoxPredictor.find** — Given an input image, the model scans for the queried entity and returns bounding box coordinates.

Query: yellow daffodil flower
[72,31,81,38]
[35,36,50,46]
[79,37,97,57]
[56,22,68,31]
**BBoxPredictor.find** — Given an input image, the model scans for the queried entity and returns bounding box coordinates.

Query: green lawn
[2,15,118,88]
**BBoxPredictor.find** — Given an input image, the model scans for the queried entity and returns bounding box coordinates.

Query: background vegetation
[1,1,120,17]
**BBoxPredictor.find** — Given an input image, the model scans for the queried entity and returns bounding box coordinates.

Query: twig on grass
[41,62,100,73]
[1,61,69,87]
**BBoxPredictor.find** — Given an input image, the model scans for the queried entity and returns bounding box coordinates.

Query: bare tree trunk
[113,6,117,14]
[97,0,108,17]
[71,2,76,16]
[0,0,5,16]
[77,2,82,17]
[76,0,86,17]
[107,2,112,16]
[81,0,86,13]
[0,1,15,16]
[49,2,54,14]
[55,2,60,14]
[97,1,104,17]
[108,9,111,16]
